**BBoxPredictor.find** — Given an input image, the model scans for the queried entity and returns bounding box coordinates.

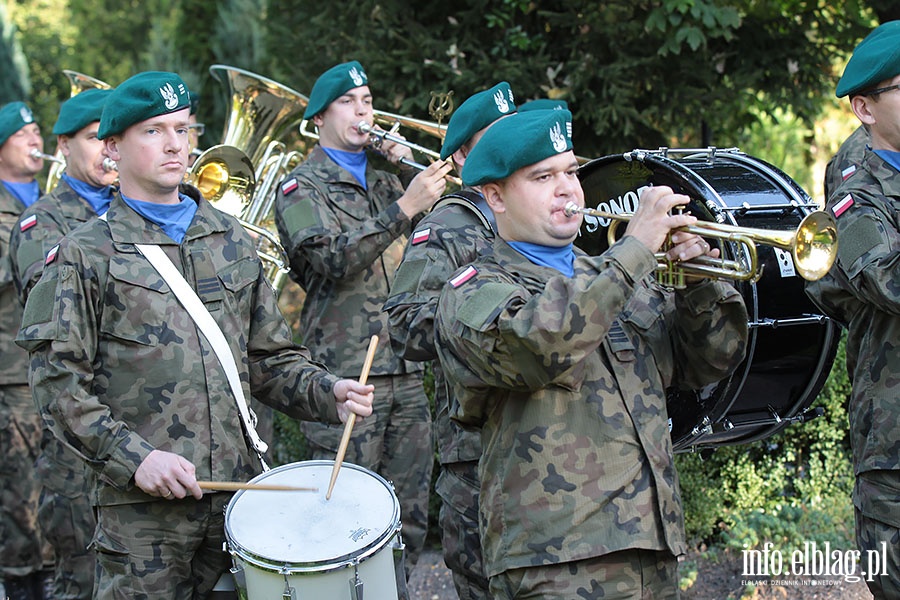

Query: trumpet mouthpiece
[356,121,372,134]
[564,202,581,217]
[30,149,65,164]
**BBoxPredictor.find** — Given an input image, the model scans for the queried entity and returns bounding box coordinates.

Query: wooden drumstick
[326,334,379,500]
[198,481,318,492]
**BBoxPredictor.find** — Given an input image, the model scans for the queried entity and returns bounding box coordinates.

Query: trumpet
[354,121,462,186]
[30,149,64,164]
[564,202,838,285]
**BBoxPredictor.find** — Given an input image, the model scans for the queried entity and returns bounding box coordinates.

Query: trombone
[355,121,462,186]
[564,202,838,286]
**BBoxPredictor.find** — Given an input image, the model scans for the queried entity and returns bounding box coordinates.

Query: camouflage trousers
[38,483,96,599]
[855,471,900,600]
[436,462,489,600]
[91,493,231,600]
[301,372,433,575]
[0,384,45,578]
[489,549,680,600]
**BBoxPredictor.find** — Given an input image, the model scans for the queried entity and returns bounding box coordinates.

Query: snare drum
[577,148,840,451]
[225,460,403,599]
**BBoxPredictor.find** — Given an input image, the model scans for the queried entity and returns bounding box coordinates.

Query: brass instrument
[43,70,114,192]
[30,149,65,164]
[189,65,309,294]
[564,201,838,286]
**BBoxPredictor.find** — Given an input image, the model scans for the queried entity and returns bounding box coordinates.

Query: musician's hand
[134,450,202,500]
[396,159,453,218]
[624,185,696,253]
[333,379,375,422]
[666,230,720,263]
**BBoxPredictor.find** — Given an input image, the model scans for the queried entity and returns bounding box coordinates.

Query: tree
[264,0,877,158]
[1,0,29,104]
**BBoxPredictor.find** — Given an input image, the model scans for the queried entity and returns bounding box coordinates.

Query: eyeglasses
[860,84,900,97]
[188,123,206,136]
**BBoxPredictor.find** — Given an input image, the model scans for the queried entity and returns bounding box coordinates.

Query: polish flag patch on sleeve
[281,178,299,195]
[841,165,857,181]
[19,214,37,232]
[411,228,431,245]
[45,244,60,265]
[449,265,477,288]
[832,194,854,218]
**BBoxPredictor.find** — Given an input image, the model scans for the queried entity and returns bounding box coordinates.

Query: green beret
[52,88,114,136]
[0,101,35,147]
[836,20,900,98]
[304,61,368,120]
[461,109,573,187]
[518,99,569,112]
[98,71,191,139]
[440,82,516,160]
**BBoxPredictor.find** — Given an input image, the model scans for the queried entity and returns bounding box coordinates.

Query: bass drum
[577,148,840,452]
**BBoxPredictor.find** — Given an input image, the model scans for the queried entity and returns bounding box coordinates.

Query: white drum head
[225,460,400,572]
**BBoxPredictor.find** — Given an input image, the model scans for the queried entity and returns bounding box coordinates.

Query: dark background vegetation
[2,0,894,593]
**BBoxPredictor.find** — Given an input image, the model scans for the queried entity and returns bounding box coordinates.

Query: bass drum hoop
[576,148,839,451]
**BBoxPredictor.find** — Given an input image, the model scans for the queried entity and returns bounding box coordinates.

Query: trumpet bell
[790,210,838,282]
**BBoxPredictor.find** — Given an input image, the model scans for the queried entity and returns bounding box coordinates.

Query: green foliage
[0,0,29,103]
[677,333,854,551]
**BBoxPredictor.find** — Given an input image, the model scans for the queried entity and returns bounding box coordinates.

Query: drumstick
[326,334,379,500]
[198,481,318,492]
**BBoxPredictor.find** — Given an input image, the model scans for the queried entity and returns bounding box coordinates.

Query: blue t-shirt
[874,149,900,173]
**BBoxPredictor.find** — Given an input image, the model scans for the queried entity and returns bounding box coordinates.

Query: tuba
[44,70,114,192]
[189,65,309,294]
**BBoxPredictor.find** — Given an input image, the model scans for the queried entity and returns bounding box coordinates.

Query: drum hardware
[749,314,830,329]
[565,201,838,286]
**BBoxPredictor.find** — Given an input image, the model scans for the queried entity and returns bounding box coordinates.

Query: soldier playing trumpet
[434,108,749,599]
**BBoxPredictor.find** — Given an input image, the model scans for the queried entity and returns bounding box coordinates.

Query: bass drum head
[577,149,839,451]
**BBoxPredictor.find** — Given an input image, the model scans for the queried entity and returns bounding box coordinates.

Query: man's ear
[104,137,120,162]
[57,136,70,158]
[850,95,877,126]
[482,181,505,214]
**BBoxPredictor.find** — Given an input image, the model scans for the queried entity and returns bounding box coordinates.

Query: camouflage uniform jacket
[9,179,103,495]
[16,189,343,506]
[435,236,749,577]
[806,149,900,477]
[275,144,422,377]
[384,190,493,465]
[824,125,870,202]
[0,185,29,385]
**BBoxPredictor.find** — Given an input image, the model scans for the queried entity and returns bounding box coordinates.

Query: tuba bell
[189,65,310,294]
[44,70,114,193]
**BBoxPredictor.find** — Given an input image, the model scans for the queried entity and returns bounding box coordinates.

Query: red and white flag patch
[19,214,37,232]
[832,194,854,218]
[411,228,431,245]
[841,165,856,181]
[281,178,299,195]
[45,244,59,265]
[449,265,477,288]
